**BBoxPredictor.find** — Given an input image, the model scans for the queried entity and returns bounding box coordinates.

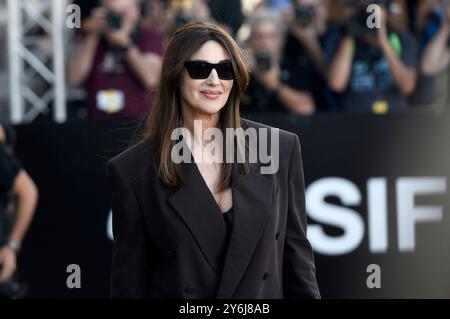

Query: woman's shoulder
[240,117,300,150]
[240,118,301,177]
[106,138,156,181]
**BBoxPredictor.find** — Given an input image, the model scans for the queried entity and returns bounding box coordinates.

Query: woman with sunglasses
[106,21,320,299]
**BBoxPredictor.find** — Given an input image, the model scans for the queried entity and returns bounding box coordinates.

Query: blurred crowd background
[1,0,450,298]
[66,0,450,117]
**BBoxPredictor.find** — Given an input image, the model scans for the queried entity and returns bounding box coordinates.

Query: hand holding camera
[288,3,323,51]
[253,52,281,91]
[344,0,390,39]
[292,4,318,35]
[244,46,280,90]
[82,7,108,36]
[254,51,272,72]
[83,5,139,49]
[104,6,139,49]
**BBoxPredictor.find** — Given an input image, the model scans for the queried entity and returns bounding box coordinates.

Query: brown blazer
[106,118,320,299]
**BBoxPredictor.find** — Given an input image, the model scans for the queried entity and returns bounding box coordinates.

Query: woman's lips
[200,91,221,99]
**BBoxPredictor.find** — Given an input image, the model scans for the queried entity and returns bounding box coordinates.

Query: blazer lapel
[133,138,229,277]
[215,161,274,299]
[168,158,229,277]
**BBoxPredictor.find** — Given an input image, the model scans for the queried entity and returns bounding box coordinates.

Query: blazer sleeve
[106,160,150,298]
[282,134,321,299]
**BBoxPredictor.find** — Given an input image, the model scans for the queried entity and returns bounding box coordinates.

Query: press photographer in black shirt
[0,121,38,297]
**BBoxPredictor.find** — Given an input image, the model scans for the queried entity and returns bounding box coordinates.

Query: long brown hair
[143,21,250,191]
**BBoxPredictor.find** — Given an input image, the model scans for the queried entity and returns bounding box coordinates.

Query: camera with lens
[254,51,272,72]
[294,5,315,28]
[345,0,390,38]
[105,10,122,30]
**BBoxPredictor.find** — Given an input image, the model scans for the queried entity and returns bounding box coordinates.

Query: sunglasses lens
[185,62,212,79]
[185,61,234,80]
[216,62,233,80]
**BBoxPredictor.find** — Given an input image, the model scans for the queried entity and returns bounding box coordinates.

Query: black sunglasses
[184,60,234,80]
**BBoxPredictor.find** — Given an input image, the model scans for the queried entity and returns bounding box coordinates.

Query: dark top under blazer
[106,118,320,299]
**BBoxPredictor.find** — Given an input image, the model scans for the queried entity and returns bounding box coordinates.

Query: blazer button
[263,272,271,280]
[185,285,195,294]
[275,232,281,240]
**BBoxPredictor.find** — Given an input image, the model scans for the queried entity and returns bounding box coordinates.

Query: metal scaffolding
[7,0,67,124]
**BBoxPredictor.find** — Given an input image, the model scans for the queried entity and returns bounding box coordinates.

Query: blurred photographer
[280,0,335,110]
[326,0,418,113]
[68,0,164,119]
[0,121,38,298]
[420,0,450,109]
[284,0,328,72]
[241,9,315,115]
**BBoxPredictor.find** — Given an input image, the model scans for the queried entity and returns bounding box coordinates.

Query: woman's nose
[206,68,220,85]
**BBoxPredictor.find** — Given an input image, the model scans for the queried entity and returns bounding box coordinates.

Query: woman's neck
[181,111,220,146]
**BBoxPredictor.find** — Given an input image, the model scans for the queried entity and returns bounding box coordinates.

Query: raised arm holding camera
[326,0,418,113]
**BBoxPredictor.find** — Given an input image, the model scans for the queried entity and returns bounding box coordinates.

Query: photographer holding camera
[241,9,315,115]
[284,0,328,73]
[326,0,418,113]
[68,0,164,119]
[280,0,335,110]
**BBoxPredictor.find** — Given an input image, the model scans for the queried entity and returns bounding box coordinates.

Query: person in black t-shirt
[0,122,38,294]
[281,0,335,111]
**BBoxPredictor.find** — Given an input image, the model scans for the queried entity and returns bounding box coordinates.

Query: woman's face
[179,40,234,118]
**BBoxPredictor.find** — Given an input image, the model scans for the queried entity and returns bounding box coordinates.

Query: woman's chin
[196,103,226,115]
